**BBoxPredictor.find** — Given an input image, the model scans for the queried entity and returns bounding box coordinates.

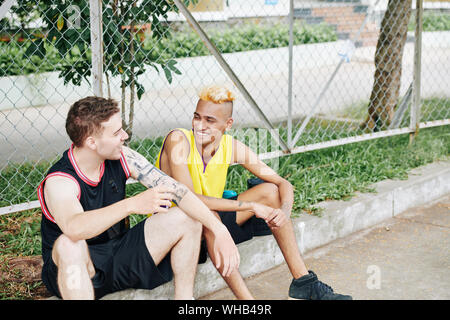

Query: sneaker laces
[315,280,334,296]
[307,271,333,292]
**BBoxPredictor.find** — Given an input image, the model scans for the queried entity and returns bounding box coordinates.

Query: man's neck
[195,138,221,161]
[72,146,104,182]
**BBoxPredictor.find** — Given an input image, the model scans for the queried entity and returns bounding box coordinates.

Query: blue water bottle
[222,190,238,199]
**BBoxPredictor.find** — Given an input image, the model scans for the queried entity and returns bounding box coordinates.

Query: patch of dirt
[0,255,52,300]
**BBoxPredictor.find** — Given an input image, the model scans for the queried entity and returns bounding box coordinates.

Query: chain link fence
[0,0,449,214]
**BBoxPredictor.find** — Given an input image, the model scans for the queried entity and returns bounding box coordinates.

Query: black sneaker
[288,271,352,300]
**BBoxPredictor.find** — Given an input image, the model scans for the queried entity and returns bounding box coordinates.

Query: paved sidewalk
[97,161,448,300]
[200,193,450,300]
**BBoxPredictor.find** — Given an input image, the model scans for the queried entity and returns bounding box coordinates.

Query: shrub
[0,39,82,77]
[1,22,337,77]
[144,22,337,59]
[408,12,450,31]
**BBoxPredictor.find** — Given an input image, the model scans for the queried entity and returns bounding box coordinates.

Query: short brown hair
[66,96,120,147]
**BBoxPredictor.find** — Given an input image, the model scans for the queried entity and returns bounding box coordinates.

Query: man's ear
[85,136,97,151]
[225,117,234,131]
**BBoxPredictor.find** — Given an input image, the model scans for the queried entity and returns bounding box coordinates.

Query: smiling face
[192,99,233,147]
[66,96,124,158]
[90,111,129,160]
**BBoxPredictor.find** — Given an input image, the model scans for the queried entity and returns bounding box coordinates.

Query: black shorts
[41,219,172,299]
[198,178,272,264]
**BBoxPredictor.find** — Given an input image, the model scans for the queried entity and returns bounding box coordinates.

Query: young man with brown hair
[155,85,352,300]
[38,96,239,300]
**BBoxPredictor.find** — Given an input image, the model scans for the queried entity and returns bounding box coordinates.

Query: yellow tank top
[155,128,233,199]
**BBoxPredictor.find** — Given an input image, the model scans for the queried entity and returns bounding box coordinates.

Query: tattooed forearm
[136,165,165,188]
[124,147,188,204]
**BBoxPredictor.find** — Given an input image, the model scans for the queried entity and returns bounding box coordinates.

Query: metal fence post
[290,0,380,148]
[288,0,294,148]
[172,0,290,154]
[89,0,103,97]
[410,0,423,144]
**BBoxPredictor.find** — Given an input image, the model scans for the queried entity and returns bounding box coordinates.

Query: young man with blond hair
[155,85,352,300]
[38,96,239,300]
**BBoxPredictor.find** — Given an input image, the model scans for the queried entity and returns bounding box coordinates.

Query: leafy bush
[0,22,337,77]
[422,13,450,31]
[409,12,450,31]
[145,22,337,59]
[0,40,82,77]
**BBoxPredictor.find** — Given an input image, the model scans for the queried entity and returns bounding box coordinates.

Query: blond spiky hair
[198,85,235,104]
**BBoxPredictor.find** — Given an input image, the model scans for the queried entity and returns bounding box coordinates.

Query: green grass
[0,161,53,207]
[227,125,449,216]
[338,97,450,125]
[0,210,41,257]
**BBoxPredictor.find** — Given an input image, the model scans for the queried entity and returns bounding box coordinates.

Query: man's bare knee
[52,235,90,267]
[261,183,280,207]
[167,207,203,236]
[181,210,203,235]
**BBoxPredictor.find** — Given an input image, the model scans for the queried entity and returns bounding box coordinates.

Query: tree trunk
[364,0,412,131]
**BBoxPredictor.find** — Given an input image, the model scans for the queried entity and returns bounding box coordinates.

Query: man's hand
[252,202,288,229]
[265,208,288,229]
[211,224,240,277]
[130,186,175,215]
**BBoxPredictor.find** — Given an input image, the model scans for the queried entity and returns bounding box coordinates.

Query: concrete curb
[102,160,450,300]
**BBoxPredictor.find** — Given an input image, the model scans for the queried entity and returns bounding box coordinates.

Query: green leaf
[136,82,145,100]
[162,65,172,84]
[57,14,64,31]
[167,59,182,75]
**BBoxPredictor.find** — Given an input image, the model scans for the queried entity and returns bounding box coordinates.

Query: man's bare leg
[270,219,308,278]
[203,224,254,300]
[52,235,96,300]
[144,207,202,299]
[202,182,310,299]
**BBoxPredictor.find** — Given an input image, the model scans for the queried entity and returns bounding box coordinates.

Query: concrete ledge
[101,160,450,300]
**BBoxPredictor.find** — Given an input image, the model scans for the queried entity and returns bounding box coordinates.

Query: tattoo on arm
[124,147,188,204]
